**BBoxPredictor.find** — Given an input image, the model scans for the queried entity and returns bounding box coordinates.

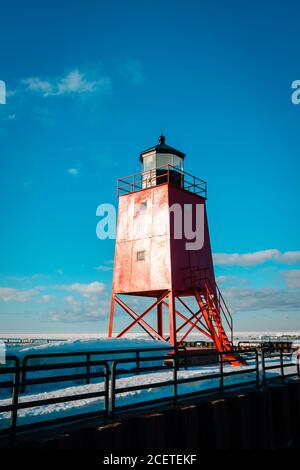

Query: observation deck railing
[117,164,207,198]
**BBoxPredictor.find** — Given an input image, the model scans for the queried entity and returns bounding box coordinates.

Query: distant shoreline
[1,331,300,342]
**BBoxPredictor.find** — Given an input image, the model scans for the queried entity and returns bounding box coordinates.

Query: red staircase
[188,268,246,366]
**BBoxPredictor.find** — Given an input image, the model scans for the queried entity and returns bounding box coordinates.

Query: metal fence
[109,348,260,416]
[0,355,109,438]
[0,346,299,438]
[261,348,300,383]
[20,346,180,393]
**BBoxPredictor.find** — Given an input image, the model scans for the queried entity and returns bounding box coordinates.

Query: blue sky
[0,0,299,334]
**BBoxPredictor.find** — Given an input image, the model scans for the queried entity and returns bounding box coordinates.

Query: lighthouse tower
[108,136,236,358]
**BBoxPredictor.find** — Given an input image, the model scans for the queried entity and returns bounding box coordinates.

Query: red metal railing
[184,266,233,344]
[117,164,207,198]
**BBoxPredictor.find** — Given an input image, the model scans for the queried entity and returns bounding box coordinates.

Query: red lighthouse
[108,136,236,358]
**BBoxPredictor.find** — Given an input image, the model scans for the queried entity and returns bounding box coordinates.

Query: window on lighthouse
[173,155,184,171]
[136,250,146,261]
[142,152,156,171]
[156,153,184,171]
[156,153,172,168]
[142,152,184,172]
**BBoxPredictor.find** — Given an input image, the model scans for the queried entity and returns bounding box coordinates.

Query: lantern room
[140,135,185,189]
[140,135,185,171]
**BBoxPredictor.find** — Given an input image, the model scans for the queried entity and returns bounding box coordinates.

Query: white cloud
[56,281,106,297]
[216,275,237,285]
[57,70,110,94]
[213,249,300,266]
[64,295,77,304]
[22,77,54,96]
[67,168,79,176]
[49,282,107,322]
[22,69,111,97]
[283,270,300,289]
[6,273,44,282]
[223,287,300,313]
[48,293,109,323]
[0,287,39,302]
[95,265,112,272]
[277,251,300,263]
[95,260,114,272]
[0,281,105,303]
[0,281,108,323]
[6,89,16,98]
[39,294,55,303]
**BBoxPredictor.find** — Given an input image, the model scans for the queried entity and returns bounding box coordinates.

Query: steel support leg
[168,292,176,346]
[157,300,163,337]
[108,293,115,337]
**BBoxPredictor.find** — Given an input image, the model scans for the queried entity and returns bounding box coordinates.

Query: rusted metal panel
[112,240,132,293]
[113,184,171,293]
[150,236,171,291]
[168,185,215,293]
[130,237,152,292]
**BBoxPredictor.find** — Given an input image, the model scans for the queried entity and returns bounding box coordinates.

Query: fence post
[184,347,188,371]
[10,359,20,439]
[255,349,260,387]
[20,357,28,393]
[173,350,178,404]
[110,361,117,417]
[219,352,224,392]
[261,348,266,384]
[136,351,140,375]
[280,349,285,384]
[104,364,109,417]
[86,353,91,385]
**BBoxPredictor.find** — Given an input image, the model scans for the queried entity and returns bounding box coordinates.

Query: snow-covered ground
[0,335,299,431]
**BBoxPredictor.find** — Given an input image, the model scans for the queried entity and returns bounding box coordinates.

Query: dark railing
[0,346,299,438]
[109,348,259,416]
[117,164,207,198]
[20,346,180,392]
[238,340,295,354]
[0,355,109,438]
[261,348,300,384]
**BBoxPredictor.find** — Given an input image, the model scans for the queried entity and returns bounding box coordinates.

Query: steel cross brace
[162,299,212,342]
[114,293,168,341]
